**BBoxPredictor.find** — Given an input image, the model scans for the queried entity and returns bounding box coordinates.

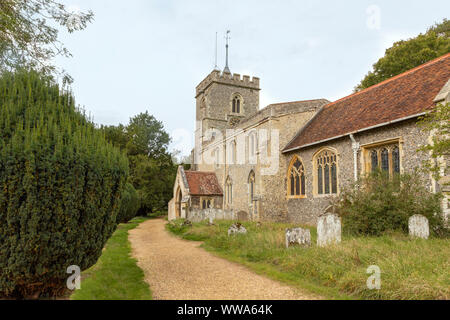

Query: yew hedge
[0,70,129,298]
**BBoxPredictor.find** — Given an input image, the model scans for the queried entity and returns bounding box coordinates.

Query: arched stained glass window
[365,141,401,177]
[315,149,338,195]
[287,156,306,197]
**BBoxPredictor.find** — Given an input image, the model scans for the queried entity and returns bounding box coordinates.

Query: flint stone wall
[285,120,432,225]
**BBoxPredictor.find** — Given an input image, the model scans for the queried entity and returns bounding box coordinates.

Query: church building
[168,52,450,225]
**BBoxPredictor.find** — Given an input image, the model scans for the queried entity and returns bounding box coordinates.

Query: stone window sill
[313,193,339,199]
[287,196,307,200]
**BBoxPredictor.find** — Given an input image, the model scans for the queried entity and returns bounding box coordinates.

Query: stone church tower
[193,36,261,169]
[195,70,261,138]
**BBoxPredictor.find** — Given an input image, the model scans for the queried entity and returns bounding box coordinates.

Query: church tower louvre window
[232,95,242,114]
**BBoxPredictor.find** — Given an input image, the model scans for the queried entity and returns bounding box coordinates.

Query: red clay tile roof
[185,171,223,196]
[283,53,450,152]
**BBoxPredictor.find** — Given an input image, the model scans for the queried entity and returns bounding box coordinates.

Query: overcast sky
[57,0,449,155]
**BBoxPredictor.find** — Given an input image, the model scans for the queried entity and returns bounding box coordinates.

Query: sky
[56,0,449,156]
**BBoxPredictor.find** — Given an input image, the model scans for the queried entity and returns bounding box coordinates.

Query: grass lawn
[167,219,450,300]
[71,217,152,300]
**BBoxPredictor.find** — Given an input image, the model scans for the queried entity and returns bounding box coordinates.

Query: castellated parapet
[196,70,260,98]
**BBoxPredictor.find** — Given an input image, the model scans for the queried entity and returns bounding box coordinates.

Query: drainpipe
[349,134,360,182]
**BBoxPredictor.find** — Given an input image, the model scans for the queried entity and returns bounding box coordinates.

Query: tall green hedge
[117,183,140,223]
[0,70,129,298]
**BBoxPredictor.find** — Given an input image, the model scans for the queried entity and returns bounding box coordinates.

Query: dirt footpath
[128,219,319,300]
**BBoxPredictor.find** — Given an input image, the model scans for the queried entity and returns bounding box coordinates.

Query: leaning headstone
[409,215,429,239]
[317,214,342,247]
[285,228,311,248]
[228,223,247,236]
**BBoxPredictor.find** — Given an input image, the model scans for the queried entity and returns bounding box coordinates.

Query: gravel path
[128,219,319,300]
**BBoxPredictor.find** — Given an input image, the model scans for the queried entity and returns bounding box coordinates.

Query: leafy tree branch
[0,0,94,83]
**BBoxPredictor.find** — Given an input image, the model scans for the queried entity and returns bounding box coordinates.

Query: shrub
[117,183,140,223]
[0,70,129,298]
[336,171,447,237]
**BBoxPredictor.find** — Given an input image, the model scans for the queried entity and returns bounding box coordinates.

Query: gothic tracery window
[315,149,338,195]
[287,156,306,198]
[366,142,401,176]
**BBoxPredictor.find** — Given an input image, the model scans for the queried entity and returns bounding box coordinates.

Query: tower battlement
[196,70,260,98]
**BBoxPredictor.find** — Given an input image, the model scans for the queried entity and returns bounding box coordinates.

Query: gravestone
[207,209,214,225]
[317,214,342,247]
[228,223,247,236]
[409,215,429,239]
[285,228,311,248]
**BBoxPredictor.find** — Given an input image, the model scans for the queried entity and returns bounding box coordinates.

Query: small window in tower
[232,95,242,114]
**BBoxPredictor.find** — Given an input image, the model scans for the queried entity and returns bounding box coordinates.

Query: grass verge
[71,217,152,300]
[167,219,449,300]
